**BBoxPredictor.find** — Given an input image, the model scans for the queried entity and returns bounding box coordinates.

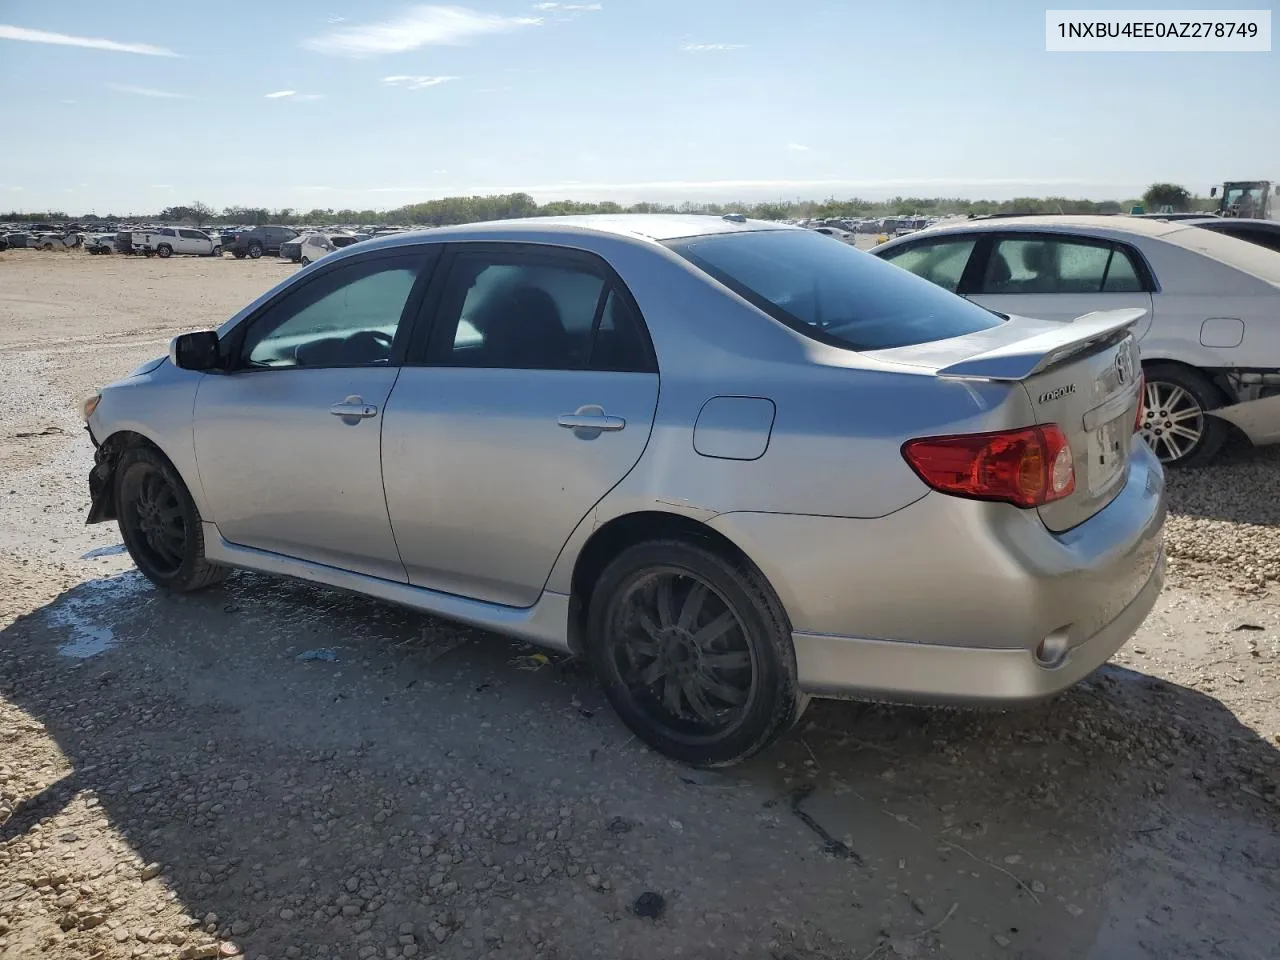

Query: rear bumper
[792,544,1163,704]
[709,439,1167,704]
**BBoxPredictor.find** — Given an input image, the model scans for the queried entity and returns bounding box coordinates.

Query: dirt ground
[1,247,1277,960]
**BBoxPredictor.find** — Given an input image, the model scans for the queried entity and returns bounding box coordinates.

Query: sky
[0,0,1276,214]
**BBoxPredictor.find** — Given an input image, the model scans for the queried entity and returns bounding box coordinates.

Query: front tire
[1140,363,1228,467]
[114,446,231,592]
[587,539,804,767]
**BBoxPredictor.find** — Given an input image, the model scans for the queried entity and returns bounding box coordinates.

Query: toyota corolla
[82,215,1167,766]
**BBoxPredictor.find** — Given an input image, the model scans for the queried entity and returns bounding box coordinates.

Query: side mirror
[1209,186,1218,197]
[169,331,220,371]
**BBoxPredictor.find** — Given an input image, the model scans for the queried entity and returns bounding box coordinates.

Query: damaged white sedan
[874,215,1280,466]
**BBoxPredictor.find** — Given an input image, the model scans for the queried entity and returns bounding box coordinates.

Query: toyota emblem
[1115,348,1133,385]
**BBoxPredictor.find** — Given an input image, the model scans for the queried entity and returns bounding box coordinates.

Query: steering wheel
[341,329,396,363]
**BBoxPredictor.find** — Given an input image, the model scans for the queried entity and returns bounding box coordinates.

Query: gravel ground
[1,248,1278,960]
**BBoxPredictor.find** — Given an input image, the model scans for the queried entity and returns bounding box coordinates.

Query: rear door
[965,232,1154,333]
[381,242,660,606]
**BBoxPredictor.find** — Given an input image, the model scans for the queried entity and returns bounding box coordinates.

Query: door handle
[330,395,378,419]
[558,404,625,433]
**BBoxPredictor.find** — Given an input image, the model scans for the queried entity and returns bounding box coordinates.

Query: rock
[993,933,1011,947]
[398,922,415,935]
[403,945,419,957]
[230,920,251,936]
[633,892,665,919]
[432,927,449,944]
[279,908,295,921]
[1031,880,1046,894]
[1066,904,1084,917]
[220,943,242,957]
[141,862,164,881]
[79,914,107,930]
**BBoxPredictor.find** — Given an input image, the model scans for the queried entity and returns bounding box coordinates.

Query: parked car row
[871,215,1280,466]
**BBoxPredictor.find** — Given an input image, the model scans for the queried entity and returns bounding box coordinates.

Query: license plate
[1087,417,1126,494]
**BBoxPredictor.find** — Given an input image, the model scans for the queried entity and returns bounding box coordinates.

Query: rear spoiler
[936,308,1147,382]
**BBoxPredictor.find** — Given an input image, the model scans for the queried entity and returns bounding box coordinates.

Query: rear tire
[300,255,311,265]
[233,250,246,259]
[114,445,231,593]
[247,242,263,259]
[1140,362,1228,467]
[156,244,172,258]
[586,539,804,767]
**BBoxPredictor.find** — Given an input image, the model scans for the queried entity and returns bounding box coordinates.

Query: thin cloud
[266,90,325,100]
[383,75,459,89]
[107,83,190,99]
[0,24,180,57]
[303,5,541,57]
[532,3,602,10]
[294,93,326,101]
[681,42,747,52]
[787,143,809,152]
[265,90,296,98]
[365,177,1091,195]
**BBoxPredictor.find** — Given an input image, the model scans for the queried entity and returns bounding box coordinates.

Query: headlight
[81,393,101,420]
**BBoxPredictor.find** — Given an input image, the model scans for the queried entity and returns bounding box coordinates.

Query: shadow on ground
[1,571,1278,960]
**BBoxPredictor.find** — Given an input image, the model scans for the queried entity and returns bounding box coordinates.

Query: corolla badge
[1038,383,1076,404]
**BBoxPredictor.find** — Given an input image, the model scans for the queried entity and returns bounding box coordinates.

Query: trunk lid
[868,307,1147,532]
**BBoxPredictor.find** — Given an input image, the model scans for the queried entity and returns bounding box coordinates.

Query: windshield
[667,228,1003,351]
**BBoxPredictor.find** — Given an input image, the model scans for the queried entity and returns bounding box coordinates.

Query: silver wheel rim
[1140,380,1204,463]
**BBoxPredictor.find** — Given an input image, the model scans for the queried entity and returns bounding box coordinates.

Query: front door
[193,247,435,581]
[381,244,660,606]
[965,233,1154,332]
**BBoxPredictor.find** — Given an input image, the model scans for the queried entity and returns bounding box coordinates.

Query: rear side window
[980,236,1147,294]
[426,252,655,372]
[878,238,976,292]
[668,229,1002,351]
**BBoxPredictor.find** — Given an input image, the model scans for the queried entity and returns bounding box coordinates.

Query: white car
[873,215,1280,465]
[289,232,359,265]
[810,225,856,244]
[132,227,220,258]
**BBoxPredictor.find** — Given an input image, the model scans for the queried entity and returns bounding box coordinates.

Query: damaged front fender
[1209,393,1280,446]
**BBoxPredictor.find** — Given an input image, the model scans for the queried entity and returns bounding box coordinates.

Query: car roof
[901,214,1201,239]
[883,214,1280,287]
[363,214,795,250]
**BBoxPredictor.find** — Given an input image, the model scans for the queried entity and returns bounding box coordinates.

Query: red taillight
[1134,371,1146,433]
[902,425,1075,509]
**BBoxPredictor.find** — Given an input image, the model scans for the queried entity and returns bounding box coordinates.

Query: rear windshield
[667,229,1003,351]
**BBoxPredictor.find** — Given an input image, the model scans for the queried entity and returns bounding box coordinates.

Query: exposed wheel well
[90,431,178,523]
[567,511,757,656]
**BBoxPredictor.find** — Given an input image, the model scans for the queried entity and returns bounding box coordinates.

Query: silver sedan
[82,215,1167,766]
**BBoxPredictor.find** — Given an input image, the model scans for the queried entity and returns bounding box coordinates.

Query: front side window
[878,238,977,293]
[238,252,428,369]
[668,228,1002,352]
[427,253,653,372]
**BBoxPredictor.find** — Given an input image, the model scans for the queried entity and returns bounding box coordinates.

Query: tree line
[0,183,1213,227]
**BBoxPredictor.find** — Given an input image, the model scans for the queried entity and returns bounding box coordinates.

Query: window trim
[403,241,658,374]
[217,245,441,374]
[965,231,1158,295]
